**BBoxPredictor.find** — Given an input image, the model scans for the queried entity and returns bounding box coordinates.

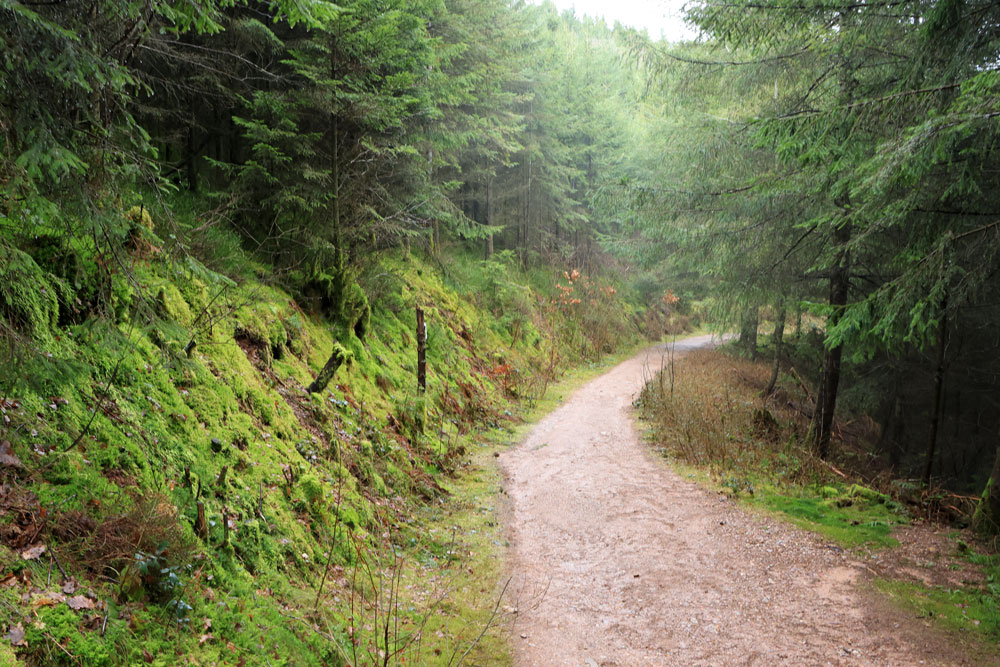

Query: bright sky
[531,0,699,42]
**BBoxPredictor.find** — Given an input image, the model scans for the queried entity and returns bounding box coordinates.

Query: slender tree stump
[416,306,427,393]
[195,500,208,540]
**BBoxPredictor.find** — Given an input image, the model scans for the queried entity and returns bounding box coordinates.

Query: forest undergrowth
[637,343,1000,646]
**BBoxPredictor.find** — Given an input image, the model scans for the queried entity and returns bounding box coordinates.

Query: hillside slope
[0,218,636,665]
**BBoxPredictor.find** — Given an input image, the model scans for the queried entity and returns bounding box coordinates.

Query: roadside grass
[637,345,1000,644]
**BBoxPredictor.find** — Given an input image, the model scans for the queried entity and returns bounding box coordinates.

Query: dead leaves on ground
[3,623,26,647]
[67,595,95,610]
[0,440,22,469]
[20,543,45,560]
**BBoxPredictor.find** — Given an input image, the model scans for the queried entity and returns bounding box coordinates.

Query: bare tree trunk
[187,106,198,192]
[810,220,852,459]
[923,302,949,487]
[764,303,786,396]
[416,306,426,393]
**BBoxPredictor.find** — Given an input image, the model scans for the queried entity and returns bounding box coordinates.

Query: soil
[499,337,994,666]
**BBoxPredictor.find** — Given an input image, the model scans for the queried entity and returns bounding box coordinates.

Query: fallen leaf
[20,544,45,560]
[0,441,21,468]
[142,648,154,663]
[31,592,65,607]
[202,617,212,631]
[62,579,77,595]
[198,633,214,646]
[67,595,95,611]
[3,623,26,646]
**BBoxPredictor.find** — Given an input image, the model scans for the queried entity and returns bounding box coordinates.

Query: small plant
[133,546,185,602]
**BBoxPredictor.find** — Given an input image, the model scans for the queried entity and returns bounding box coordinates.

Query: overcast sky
[530,0,699,42]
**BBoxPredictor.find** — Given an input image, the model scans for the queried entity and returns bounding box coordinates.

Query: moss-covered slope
[0,218,636,665]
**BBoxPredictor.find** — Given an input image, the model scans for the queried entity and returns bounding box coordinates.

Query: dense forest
[2,0,1000,663]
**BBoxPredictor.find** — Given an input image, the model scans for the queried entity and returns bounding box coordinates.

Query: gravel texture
[499,337,989,666]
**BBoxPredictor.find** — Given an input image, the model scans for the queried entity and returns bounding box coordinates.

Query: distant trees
[617,0,1000,505]
[2,0,654,341]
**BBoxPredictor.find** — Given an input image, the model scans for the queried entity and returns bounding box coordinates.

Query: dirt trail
[500,337,984,666]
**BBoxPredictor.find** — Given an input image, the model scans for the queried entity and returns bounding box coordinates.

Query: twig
[51,549,68,581]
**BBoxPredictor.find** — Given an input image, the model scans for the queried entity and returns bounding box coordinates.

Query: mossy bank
[0,209,642,665]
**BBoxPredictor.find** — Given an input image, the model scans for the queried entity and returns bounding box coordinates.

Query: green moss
[125,204,155,230]
[875,578,1000,641]
[300,473,324,506]
[0,245,61,339]
[0,234,638,664]
[0,641,17,665]
[751,488,904,548]
[24,604,117,666]
[847,483,890,504]
[156,283,193,326]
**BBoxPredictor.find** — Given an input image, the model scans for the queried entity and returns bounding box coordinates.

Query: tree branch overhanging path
[499,337,969,665]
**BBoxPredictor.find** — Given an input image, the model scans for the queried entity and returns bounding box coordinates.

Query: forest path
[499,336,979,666]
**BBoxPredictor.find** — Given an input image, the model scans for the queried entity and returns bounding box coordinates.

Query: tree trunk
[764,303,786,396]
[416,306,426,393]
[739,306,759,360]
[810,220,852,459]
[187,112,198,192]
[195,500,208,540]
[923,303,949,487]
[485,177,494,260]
[887,395,905,469]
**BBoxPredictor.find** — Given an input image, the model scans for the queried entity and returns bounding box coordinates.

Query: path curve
[500,337,981,666]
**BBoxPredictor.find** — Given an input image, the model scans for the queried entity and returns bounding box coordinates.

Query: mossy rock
[820,486,840,499]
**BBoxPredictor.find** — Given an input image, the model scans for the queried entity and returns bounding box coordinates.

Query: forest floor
[499,336,995,666]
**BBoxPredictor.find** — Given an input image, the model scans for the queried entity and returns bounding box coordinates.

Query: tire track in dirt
[500,336,989,666]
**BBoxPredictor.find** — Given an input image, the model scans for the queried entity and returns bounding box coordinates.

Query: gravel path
[499,337,984,666]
